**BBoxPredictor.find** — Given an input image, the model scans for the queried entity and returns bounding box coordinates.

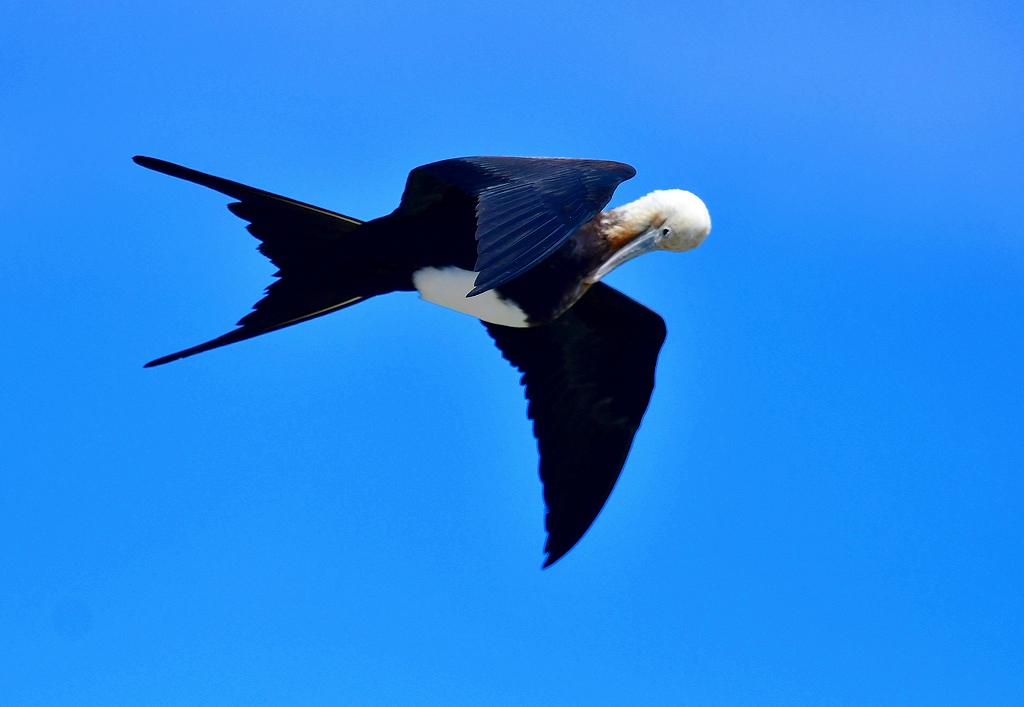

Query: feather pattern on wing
[408,157,636,295]
[485,282,666,566]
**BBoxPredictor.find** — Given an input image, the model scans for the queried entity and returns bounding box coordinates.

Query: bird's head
[587,189,711,283]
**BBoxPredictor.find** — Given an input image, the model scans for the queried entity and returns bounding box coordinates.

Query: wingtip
[541,550,566,569]
[467,280,497,298]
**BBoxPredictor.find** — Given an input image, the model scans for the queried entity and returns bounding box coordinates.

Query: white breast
[412,266,530,328]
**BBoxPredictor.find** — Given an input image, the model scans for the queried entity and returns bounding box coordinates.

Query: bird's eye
[662,228,671,236]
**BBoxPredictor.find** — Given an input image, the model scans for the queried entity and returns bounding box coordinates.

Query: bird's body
[136,155,710,566]
[394,204,614,328]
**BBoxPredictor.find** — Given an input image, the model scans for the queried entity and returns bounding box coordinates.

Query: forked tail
[136,156,378,367]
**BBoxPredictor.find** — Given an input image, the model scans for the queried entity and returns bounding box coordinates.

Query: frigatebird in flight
[135,155,711,567]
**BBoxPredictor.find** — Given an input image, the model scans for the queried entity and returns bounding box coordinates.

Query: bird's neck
[602,196,659,250]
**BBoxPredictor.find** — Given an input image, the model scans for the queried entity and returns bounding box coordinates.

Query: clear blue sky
[2,1,1022,704]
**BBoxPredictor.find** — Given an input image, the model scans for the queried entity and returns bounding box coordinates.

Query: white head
[587,189,711,282]
[637,189,712,251]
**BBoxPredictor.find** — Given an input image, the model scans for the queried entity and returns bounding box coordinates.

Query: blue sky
[2,1,1022,704]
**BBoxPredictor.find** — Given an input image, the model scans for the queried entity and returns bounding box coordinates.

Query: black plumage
[407,157,635,294]
[486,283,665,566]
[136,157,373,366]
[136,155,676,566]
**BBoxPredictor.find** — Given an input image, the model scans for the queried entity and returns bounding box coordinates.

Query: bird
[135,155,711,567]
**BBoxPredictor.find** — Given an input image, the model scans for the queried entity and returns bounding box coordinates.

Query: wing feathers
[404,157,635,296]
[485,282,666,567]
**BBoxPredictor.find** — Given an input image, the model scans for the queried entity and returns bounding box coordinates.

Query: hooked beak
[584,227,662,284]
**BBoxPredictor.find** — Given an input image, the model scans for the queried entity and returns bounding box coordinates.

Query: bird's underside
[135,155,668,566]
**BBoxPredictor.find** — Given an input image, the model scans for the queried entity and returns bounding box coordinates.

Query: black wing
[135,156,367,367]
[485,282,667,567]
[401,157,636,296]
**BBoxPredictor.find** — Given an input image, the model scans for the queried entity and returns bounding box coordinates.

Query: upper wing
[134,156,368,366]
[485,282,667,567]
[400,157,636,296]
